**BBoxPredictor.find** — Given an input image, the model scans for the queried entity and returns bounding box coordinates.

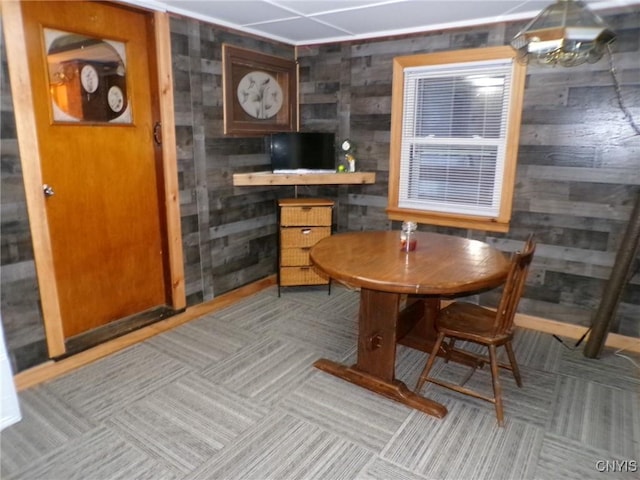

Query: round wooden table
[310,231,510,418]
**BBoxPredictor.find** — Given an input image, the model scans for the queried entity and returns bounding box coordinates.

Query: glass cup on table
[400,221,417,252]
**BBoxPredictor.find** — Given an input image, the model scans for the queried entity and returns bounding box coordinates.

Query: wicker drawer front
[280,247,313,266]
[281,227,330,248]
[280,266,329,286]
[280,206,332,226]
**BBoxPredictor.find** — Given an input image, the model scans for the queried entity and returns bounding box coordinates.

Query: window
[387,47,526,232]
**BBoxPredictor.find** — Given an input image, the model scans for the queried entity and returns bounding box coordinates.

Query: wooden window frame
[387,46,527,232]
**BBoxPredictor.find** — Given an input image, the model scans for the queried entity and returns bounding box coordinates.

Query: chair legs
[504,341,522,387]
[444,339,456,363]
[488,344,504,427]
[415,337,522,427]
[415,332,446,392]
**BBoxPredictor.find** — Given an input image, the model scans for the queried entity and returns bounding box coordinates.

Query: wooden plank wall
[0,20,49,372]
[1,7,638,373]
[296,11,640,337]
[168,19,295,304]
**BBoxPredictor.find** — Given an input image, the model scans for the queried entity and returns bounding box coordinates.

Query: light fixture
[510,0,616,67]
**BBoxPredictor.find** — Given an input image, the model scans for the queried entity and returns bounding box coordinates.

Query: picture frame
[222,44,298,136]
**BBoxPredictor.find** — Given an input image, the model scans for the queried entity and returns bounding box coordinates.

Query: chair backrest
[494,234,536,335]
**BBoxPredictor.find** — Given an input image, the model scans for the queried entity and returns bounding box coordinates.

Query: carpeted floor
[1,285,638,480]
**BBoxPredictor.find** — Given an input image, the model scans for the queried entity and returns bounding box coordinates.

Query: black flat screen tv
[269,132,336,172]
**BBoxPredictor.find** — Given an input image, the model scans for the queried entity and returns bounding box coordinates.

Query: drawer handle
[301,206,312,211]
[301,228,312,234]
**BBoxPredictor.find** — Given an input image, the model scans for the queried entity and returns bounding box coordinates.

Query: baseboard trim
[514,313,639,353]
[14,276,638,390]
[14,275,277,391]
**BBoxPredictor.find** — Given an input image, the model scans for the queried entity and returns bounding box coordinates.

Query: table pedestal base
[313,358,447,418]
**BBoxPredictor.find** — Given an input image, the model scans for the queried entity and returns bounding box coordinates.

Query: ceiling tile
[270,0,384,16]
[313,1,537,34]
[126,0,637,45]
[251,17,355,43]
[165,0,298,25]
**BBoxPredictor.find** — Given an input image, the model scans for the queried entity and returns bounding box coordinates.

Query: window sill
[387,206,509,233]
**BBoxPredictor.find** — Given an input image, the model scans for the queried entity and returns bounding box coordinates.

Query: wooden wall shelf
[233,171,376,186]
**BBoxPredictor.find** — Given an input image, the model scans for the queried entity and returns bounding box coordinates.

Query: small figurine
[346,153,356,172]
[340,139,356,172]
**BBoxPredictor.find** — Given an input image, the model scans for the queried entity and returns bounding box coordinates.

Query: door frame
[2,1,185,357]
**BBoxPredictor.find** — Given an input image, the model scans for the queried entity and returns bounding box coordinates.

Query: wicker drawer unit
[278,198,334,293]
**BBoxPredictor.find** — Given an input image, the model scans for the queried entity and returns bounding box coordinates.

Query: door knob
[43,184,55,197]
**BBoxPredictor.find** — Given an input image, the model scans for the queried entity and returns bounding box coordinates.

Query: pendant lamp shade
[510,0,616,67]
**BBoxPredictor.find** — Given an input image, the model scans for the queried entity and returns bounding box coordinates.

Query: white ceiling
[123,0,637,45]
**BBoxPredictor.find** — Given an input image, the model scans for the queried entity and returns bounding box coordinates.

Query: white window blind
[399,59,514,218]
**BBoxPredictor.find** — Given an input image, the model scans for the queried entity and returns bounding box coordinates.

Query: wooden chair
[415,235,536,426]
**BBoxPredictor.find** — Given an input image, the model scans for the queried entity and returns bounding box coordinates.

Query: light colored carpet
[2,285,638,480]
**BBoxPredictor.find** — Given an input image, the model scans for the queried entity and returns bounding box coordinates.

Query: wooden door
[20,1,170,342]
